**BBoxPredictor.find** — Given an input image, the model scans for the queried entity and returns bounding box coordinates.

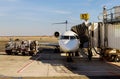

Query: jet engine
[54,31,60,38]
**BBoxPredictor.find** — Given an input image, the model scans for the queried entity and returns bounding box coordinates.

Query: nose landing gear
[67,52,73,62]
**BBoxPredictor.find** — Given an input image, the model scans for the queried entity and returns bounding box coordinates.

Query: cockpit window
[70,36,76,39]
[60,35,79,40]
[60,36,69,39]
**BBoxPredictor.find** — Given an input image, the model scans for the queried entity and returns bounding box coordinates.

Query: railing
[104,6,120,23]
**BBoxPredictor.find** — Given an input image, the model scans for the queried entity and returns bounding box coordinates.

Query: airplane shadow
[30,47,120,79]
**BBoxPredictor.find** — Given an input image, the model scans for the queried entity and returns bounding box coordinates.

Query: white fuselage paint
[58,31,80,53]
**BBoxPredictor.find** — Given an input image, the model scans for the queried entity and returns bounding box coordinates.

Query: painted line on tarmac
[76,71,120,76]
[17,54,41,73]
[103,58,120,76]
[107,62,120,70]
[103,58,120,70]
[75,71,120,72]
[17,60,33,73]
[107,62,120,76]
[108,71,120,76]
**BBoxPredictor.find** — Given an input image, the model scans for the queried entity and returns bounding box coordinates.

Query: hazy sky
[0,0,119,36]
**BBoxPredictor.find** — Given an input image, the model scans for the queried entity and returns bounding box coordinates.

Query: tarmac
[0,48,120,79]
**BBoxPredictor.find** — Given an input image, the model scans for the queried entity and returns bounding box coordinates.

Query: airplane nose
[66,40,79,50]
[59,40,79,52]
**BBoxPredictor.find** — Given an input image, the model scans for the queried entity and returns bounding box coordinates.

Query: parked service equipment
[5,39,38,56]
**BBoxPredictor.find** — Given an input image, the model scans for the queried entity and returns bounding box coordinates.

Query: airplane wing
[39,43,59,47]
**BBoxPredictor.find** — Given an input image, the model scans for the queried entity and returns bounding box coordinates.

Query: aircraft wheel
[9,50,13,55]
[22,52,26,56]
[13,52,18,55]
[6,50,12,55]
[5,50,8,54]
[67,52,73,62]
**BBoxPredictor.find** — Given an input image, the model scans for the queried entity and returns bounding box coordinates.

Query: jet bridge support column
[103,6,108,48]
[87,24,92,61]
[87,22,99,61]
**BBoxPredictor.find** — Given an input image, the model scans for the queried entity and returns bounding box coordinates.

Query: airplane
[39,21,80,62]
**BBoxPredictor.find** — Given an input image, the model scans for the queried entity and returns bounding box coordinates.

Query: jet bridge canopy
[71,23,89,44]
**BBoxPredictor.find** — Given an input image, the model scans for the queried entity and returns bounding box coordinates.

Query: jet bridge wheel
[114,56,120,62]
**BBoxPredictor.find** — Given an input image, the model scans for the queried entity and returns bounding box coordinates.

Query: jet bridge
[101,6,120,62]
[71,22,103,61]
[70,6,120,62]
